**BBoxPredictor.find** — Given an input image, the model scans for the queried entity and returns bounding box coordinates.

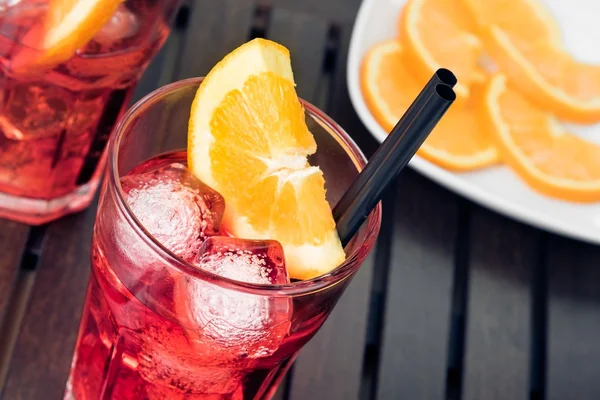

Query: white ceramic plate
[347,0,600,244]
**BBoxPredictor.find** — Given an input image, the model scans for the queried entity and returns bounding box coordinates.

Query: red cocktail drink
[0,0,179,224]
[66,41,381,399]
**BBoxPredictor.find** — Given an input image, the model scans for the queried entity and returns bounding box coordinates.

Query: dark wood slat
[131,2,190,103]
[270,0,363,24]
[143,19,194,153]
[268,8,328,102]
[153,0,255,152]
[2,205,96,399]
[175,0,254,80]
[328,25,379,158]
[289,249,376,400]
[0,220,28,326]
[130,36,172,104]
[547,236,600,400]
[376,171,458,400]
[462,207,539,400]
[0,219,29,388]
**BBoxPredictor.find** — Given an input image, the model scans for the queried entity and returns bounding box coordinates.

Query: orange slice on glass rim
[12,0,124,73]
[187,38,346,280]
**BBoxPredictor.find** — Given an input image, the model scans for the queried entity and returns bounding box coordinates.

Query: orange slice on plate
[483,74,600,202]
[461,0,600,122]
[361,39,499,171]
[481,28,600,123]
[12,0,124,72]
[187,38,345,280]
[399,0,486,100]
[459,0,562,44]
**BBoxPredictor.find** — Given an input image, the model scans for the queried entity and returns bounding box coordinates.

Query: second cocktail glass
[0,0,180,224]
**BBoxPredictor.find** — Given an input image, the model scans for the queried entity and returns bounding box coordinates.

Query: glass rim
[107,77,382,296]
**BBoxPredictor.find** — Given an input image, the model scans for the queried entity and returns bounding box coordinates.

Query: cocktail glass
[0,0,180,224]
[65,78,382,399]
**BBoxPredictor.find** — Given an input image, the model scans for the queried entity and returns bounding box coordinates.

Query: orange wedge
[481,28,600,123]
[361,40,499,171]
[461,0,600,122]
[459,0,562,44]
[188,38,345,280]
[399,0,486,100]
[483,74,600,202]
[13,0,124,72]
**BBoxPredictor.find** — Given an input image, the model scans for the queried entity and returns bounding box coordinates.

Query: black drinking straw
[401,68,457,117]
[334,70,457,246]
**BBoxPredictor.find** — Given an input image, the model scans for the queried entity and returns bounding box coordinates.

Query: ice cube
[0,81,72,141]
[137,321,243,397]
[93,5,139,46]
[175,237,292,361]
[120,163,224,262]
[0,132,56,197]
[51,5,144,88]
[196,236,289,285]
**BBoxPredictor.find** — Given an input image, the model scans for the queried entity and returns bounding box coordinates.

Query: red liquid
[0,0,172,223]
[66,153,332,399]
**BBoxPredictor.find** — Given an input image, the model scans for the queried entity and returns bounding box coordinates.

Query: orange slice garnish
[187,38,345,280]
[12,0,124,72]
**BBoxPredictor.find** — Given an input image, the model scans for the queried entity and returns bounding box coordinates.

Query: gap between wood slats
[445,200,471,400]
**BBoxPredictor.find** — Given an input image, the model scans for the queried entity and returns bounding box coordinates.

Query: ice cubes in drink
[137,321,244,397]
[0,81,71,141]
[94,4,139,47]
[120,163,224,262]
[195,236,289,284]
[175,237,292,361]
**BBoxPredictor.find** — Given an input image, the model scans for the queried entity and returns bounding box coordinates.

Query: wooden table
[1,1,600,399]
